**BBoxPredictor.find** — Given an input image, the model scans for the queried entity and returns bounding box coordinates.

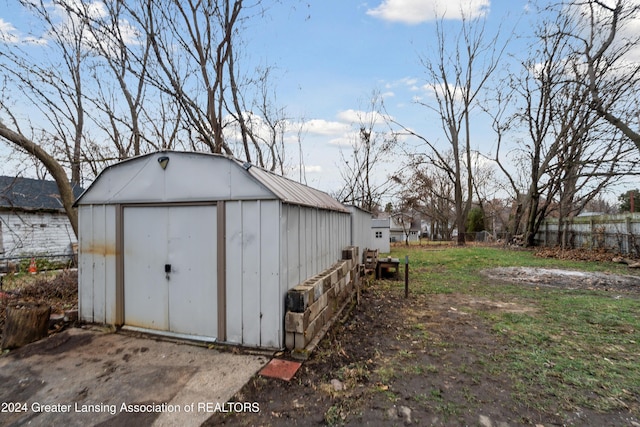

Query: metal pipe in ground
[404,255,409,298]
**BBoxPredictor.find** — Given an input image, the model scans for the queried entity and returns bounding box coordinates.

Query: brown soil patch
[204,283,637,426]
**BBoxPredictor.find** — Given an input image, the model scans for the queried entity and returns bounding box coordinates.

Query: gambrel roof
[75,151,348,213]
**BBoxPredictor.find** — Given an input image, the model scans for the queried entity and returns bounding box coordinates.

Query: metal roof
[239,159,348,212]
[75,151,349,213]
[372,218,391,229]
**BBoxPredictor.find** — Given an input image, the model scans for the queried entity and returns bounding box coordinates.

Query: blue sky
[238,0,534,194]
[4,0,623,202]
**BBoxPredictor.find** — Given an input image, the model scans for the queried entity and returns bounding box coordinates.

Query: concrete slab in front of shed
[259,358,302,381]
[0,328,268,427]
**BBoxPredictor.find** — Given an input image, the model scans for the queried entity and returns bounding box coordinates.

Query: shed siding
[225,200,281,347]
[225,201,243,344]
[280,204,351,290]
[0,211,76,258]
[78,204,117,324]
[348,206,372,255]
[259,201,281,347]
[241,202,261,346]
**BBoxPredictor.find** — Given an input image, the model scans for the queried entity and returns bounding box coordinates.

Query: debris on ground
[0,270,78,346]
[534,247,627,262]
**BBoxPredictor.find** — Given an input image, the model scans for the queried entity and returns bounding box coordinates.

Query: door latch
[165,264,171,280]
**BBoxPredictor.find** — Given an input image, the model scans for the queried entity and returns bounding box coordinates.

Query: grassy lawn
[384,244,640,416]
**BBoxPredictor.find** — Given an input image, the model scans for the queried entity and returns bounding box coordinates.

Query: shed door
[123,205,218,338]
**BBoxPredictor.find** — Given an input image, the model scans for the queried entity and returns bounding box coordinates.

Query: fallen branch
[612,257,640,268]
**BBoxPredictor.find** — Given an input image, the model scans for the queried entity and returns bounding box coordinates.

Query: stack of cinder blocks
[285,246,360,353]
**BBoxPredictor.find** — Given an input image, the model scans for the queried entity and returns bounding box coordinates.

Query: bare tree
[0,0,96,235]
[399,153,456,241]
[567,0,640,151]
[235,66,290,172]
[337,92,398,212]
[64,0,155,159]
[487,3,639,246]
[403,12,505,245]
[0,123,78,236]
[0,0,90,185]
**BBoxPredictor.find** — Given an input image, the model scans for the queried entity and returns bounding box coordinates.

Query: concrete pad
[0,328,269,426]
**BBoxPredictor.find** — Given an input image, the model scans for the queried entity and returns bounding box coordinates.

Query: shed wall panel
[280,205,351,290]
[349,206,372,254]
[78,206,93,323]
[259,201,281,347]
[90,206,106,323]
[286,205,301,288]
[103,207,118,324]
[78,205,117,324]
[225,200,281,347]
[241,202,261,346]
[299,208,308,281]
[225,202,243,344]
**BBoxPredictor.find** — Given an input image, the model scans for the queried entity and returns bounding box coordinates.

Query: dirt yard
[2,251,639,426]
[204,264,640,427]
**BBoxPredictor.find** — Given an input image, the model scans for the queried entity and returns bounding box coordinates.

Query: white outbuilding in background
[75,151,352,349]
[371,218,391,254]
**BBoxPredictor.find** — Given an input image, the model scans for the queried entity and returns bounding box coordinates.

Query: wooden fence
[535,213,640,255]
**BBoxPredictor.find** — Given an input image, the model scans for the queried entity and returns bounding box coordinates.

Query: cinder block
[308,292,328,321]
[285,331,295,350]
[341,261,349,275]
[311,278,324,301]
[285,311,310,333]
[286,285,314,312]
[294,332,307,350]
[286,291,304,313]
[342,246,358,261]
[305,306,327,341]
[330,269,339,283]
[323,273,334,289]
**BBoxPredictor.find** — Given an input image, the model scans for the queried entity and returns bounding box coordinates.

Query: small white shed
[371,218,391,254]
[75,151,351,349]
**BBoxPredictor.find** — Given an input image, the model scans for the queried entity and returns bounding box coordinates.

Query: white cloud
[328,135,355,146]
[366,0,490,24]
[0,18,47,45]
[0,18,19,43]
[304,119,351,135]
[294,164,323,174]
[336,108,393,125]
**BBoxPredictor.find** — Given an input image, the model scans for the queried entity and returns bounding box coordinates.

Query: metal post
[404,255,409,298]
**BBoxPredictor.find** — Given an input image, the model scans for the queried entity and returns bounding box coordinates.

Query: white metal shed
[372,218,391,253]
[347,205,373,259]
[75,151,351,349]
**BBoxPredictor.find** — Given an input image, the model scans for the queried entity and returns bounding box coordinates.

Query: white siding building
[0,176,81,265]
[371,218,391,254]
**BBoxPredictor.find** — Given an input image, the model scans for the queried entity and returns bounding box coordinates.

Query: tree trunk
[1,302,51,350]
[0,123,78,237]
